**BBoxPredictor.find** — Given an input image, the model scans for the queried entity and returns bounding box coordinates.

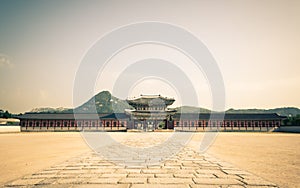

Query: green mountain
[30,107,72,113]
[172,106,211,114]
[173,106,299,117]
[28,90,300,117]
[226,107,300,117]
[74,91,133,113]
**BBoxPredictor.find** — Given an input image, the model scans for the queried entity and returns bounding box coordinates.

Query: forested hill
[74,91,132,113]
[172,106,299,117]
[226,107,300,117]
[27,91,300,117]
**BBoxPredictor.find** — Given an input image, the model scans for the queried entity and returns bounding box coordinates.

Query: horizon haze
[0,0,299,113]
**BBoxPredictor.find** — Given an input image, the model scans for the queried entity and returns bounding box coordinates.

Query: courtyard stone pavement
[3,133,278,188]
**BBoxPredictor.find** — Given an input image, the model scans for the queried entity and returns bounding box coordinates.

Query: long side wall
[173,119,281,131]
[20,118,282,132]
[20,119,127,132]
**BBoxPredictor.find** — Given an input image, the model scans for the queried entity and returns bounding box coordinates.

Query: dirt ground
[0,132,90,185]
[0,132,299,187]
[204,132,300,188]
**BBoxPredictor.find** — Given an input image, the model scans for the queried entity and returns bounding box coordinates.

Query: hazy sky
[0,0,299,113]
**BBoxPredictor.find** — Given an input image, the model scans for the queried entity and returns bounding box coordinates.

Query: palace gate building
[18,95,286,132]
[125,95,176,130]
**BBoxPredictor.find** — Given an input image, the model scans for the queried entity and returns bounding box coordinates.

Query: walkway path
[4,133,278,188]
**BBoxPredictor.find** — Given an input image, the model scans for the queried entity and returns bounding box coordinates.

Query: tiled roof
[17,113,110,120]
[173,113,286,120]
[100,113,129,119]
[126,95,175,106]
[17,112,286,121]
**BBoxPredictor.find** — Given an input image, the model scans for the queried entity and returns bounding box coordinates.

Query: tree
[3,110,11,118]
[283,114,300,126]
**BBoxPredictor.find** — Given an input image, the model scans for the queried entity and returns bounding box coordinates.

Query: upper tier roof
[126,94,175,106]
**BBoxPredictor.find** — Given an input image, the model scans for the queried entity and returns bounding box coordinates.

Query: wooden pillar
[165,120,167,129]
[259,121,262,131]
